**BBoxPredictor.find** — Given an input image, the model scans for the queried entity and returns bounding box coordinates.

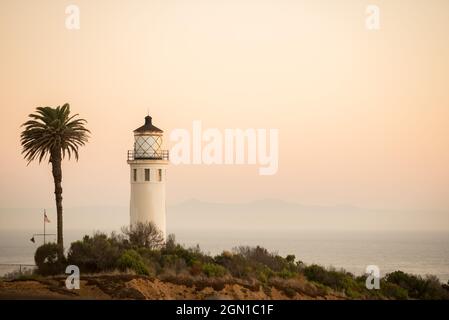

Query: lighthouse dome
[133,116,165,159]
[134,115,163,134]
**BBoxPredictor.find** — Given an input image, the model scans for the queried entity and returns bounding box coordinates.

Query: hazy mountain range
[1,199,448,232]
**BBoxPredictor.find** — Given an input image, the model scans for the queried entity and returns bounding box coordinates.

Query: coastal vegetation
[26,222,449,300]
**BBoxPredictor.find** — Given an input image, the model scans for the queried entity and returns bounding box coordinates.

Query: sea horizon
[1,228,448,283]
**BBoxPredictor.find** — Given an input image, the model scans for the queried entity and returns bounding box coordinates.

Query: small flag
[44,210,51,223]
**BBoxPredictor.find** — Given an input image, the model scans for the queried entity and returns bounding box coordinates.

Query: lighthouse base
[128,159,168,240]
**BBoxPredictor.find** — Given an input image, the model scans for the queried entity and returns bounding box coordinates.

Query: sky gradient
[1,0,449,230]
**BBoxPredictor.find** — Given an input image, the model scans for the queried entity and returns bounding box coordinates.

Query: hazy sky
[1,0,449,221]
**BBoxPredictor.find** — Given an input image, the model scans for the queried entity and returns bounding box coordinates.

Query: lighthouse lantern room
[127,115,169,240]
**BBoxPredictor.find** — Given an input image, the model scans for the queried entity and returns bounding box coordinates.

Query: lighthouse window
[145,169,150,181]
[158,169,162,182]
[133,169,137,182]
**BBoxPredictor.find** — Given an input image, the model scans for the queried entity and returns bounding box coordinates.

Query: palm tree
[20,104,90,250]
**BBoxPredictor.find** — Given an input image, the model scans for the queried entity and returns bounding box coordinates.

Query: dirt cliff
[0,274,344,300]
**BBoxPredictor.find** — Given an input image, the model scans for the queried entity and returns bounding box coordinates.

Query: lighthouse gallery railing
[127,150,169,161]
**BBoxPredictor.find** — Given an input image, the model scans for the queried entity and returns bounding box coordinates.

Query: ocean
[1,229,448,283]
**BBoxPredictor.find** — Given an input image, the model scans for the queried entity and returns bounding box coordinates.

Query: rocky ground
[0,274,344,300]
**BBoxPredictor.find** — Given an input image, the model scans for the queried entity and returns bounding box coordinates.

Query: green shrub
[385,271,424,298]
[234,246,287,272]
[382,271,449,300]
[202,263,227,277]
[303,264,364,296]
[67,233,122,273]
[165,234,177,251]
[257,266,274,283]
[159,254,187,275]
[117,250,149,276]
[121,222,164,249]
[189,260,202,276]
[214,253,251,278]
[257,271,269,283]
[304,265,336,286]
[278,268,296,279]
[420,275,449,300]
[381,281,409,300]
[162,243,211,266]
[34,243,66,276]
[214,247,300,281]
[282,286,297,298]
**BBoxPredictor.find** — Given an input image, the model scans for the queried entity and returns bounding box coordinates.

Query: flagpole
[43,209,46,245]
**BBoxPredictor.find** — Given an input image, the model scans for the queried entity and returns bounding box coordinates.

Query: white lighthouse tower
[127,115,169,239]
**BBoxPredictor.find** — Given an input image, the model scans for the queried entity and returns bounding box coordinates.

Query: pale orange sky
[1,0,449,218]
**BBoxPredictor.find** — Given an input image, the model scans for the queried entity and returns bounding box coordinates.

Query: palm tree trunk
[51,148,63,250]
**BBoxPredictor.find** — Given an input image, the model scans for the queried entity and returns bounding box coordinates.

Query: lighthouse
[127,115,169,239]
